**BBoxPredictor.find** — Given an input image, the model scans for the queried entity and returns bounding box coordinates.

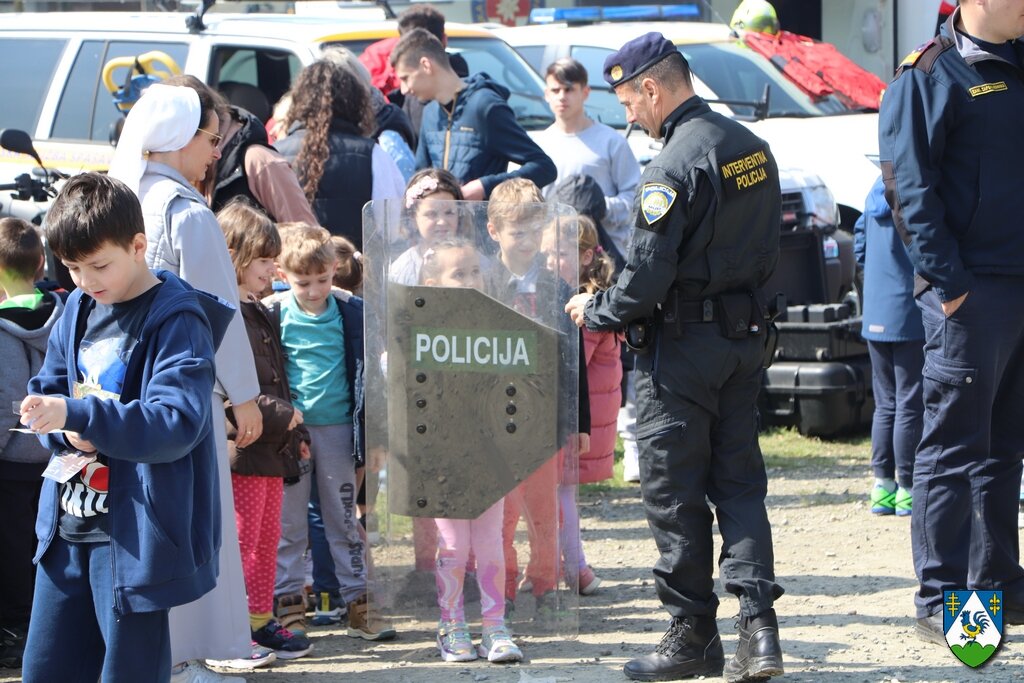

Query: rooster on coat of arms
[960,610,990,643]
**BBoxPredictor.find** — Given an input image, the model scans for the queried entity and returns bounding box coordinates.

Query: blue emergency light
[529,3,702,25]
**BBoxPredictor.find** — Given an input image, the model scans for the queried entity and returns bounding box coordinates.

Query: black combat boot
[623,615,724,681]
[724,608,784,682]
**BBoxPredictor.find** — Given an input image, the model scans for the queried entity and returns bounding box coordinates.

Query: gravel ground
[4,434,1022,682]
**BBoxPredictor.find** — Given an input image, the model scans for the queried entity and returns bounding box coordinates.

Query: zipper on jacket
[110,539,122,617]
[442,90,460,171]
[109,526,124,617]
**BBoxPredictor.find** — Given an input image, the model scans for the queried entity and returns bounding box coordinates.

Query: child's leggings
[558,483,587,583]
[502,453,560,599]
[231,473,283,618]
[434,499,505,628]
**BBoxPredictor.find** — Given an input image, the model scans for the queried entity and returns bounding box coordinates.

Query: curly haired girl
[274,59,404,251]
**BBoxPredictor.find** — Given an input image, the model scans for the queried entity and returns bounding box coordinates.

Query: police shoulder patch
[641,183,677,225]
[899,44,928,69]
[895,35,954,77]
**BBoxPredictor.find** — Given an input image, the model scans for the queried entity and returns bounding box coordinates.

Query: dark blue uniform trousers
[867,339,924,489]
[21,537,171,682]
[913,277,1024,618]
[636,323,783,620]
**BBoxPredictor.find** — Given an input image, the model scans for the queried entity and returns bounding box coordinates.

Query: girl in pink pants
[417,239,523,664]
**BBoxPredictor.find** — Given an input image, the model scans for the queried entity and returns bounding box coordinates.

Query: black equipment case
[759,355,874,437]
[758,228,873,436]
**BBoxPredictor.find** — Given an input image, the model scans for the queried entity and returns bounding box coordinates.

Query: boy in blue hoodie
[17,173,232,682]
[390,27,556,201]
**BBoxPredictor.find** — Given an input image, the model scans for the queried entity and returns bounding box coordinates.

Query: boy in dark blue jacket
[390,28,556,201]
[17,173,232,682]
[853,176,923,518]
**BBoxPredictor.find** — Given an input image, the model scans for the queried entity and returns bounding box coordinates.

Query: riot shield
[363,198,580,637]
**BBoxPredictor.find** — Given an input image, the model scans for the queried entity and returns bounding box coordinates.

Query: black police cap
[603,32,680,88]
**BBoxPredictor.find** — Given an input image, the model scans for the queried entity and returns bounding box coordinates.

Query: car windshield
[680,42,848,117]
[322,36,553,131]
[574,40,848,129]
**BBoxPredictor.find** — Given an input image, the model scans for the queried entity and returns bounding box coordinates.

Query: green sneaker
[895,487,912,517]
[870,484,896,515]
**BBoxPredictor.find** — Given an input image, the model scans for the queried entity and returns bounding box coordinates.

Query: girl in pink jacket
[543,216,622,594]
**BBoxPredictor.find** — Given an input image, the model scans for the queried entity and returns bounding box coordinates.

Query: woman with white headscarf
[109,83,265,681]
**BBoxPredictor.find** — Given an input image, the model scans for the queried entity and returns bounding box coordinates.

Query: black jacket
[210,106,273,216]
[585,96,780,329]
[276,119,375,250]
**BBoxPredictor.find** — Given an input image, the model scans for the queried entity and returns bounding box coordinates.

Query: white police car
[493,5,880,231]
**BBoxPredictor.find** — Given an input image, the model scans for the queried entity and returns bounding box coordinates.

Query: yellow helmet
[730,0,780,36]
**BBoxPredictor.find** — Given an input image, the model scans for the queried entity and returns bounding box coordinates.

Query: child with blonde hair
[542,215,621,595]
[417,239,522,662]
[485,178,591,615]
[216,199,313,663]
[265,224,394,642]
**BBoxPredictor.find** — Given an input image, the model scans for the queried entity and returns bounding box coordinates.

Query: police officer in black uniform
[879,2,1024,643]
[566,33,784,682]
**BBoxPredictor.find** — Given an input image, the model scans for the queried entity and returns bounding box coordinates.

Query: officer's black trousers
[635,323,783,620]
[912,278,1024,618]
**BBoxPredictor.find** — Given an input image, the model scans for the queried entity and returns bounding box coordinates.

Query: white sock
[874,478,896,492]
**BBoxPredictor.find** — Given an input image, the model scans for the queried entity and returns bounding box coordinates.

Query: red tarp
[742,30,887,110]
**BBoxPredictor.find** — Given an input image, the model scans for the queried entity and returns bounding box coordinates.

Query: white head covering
[107,83,202,194]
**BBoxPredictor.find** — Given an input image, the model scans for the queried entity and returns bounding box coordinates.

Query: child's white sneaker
[206,642,276,670]
[171,660,246,682]
[437,620,477,662]
[478,624,523,663]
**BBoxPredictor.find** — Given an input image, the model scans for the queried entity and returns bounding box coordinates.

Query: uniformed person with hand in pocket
[565,32,784,682]
[879,1,1024,645]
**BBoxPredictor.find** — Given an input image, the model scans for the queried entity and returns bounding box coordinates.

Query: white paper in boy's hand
[41,452,96,484]
[9,428,68,434]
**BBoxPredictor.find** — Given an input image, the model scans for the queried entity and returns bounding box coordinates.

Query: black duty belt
[668,298,718,323]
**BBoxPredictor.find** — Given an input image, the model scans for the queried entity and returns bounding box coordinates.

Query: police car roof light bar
[528,3,703,26]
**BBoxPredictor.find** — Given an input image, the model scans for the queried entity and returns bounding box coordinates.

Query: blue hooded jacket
[854,177,924,343]
[416,72,556,198]
[29,271,232,615]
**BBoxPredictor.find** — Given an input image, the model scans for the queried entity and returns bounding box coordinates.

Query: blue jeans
[867,339,924,489]
[22,538,170,682]
[912,279,1024,618]
[308,471,341,596]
